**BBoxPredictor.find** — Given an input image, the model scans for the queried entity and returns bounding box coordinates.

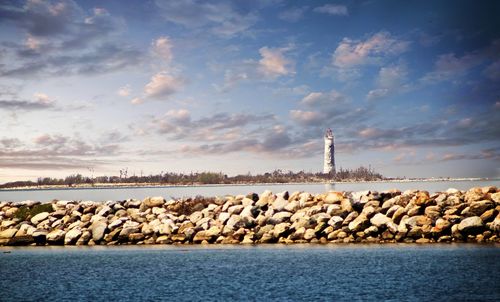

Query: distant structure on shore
[323,128,336,174]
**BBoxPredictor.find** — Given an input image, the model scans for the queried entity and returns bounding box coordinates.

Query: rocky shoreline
[1,187,499,246]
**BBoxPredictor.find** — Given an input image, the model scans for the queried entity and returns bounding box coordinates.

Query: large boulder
[143,196,165,208]
[271,196,288,211]
[370,213,392,228]
[64,228,82,245]
[348,214,369,232]
[89,219,108,242]
[458,216,483,233]
[46,229,66,244]
[273,223,291,238]
[30,212,50,225]
[464,188,485,203]
[468,200,494,216]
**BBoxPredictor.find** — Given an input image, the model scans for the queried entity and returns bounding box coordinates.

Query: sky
[0,0,499,182]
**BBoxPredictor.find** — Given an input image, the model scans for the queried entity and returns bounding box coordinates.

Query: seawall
[1,187,499,246]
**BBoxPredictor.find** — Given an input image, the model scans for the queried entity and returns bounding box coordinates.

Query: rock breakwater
[1,187,499,246]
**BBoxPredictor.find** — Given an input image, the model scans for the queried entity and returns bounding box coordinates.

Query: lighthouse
[323,128,336,174]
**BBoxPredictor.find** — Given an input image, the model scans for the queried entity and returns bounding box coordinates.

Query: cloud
[214,69,249,92]
[366,63,409,100]
[421,53,483,83]
[278,7,308,22]
[483,60,500,81]
[258,46,294,79]
[154,0,258,38]
[313,4,348,16]
[152,36,173,63]
[377,64,408,88]
[332,31,410,68]
[366,88,390,100]
[117,85,131,97]
[142,71,184,100]
[421,39,500,84]
[151,110,276,143]
[0,1,142,78]
[301,90,346,108]
[0,133,121,170]
[0,92,55,111]
[289,110,323,126]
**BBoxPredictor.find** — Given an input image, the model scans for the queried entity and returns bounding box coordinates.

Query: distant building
[323,128,336,174]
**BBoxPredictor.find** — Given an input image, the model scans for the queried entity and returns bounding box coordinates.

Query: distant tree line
[0,166,385,188]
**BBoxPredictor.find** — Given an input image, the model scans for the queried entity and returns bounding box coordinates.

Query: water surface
[0,244,499,301]
[1,180,498,202]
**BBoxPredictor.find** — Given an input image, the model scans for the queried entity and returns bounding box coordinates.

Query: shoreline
[0,177,493,192]
[1,186,499,246]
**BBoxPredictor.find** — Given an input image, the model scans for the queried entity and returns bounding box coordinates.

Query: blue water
[1,245,499,301]
[1,180,499,202]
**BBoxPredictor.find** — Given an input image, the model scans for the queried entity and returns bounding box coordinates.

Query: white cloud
[258,46,294,79]
[117,85,131,97]
[152,36,173,63]
[313,4,348,16]
[131,97,143,105]
[155,0,257,37]
[33,93,54,105]
[289,110,323,125]
[332,31,410,68]
[421,53,483,83]
[278,7,308,22]
[165,109,191,124]
[377,64,408,88]
[301,90,346,107]
[144,71,184,99]
[366,88,389,100]
[25,34,41,50]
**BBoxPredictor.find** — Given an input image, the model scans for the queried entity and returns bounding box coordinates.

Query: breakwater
[1,187,499,246]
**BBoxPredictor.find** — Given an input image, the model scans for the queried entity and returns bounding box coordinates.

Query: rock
[272,196,288,211]
[370,213,391,228]
[273,223,290,238]
[348,214,369,232]
[0,228,17,239]
[64,228,82,245]
[458,216,483,233]
[143,196,165,208]
[480,209,497,222]
[30,212,50,225]
[405,215,432,228]
[270,211,292,224]
[327,216,344,229]
[89,219,108,242]
[491,192,500,205]
[303,228,317,240]
[464,188,485,203]
[46,230,66,244]
[228,205,244,215]
[240,205,256,219]
[468,200,494,216]
[325,192,343,204]
[189,211,203,224]
[128,233,145,242]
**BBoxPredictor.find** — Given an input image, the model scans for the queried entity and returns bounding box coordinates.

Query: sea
[1,180,499,301]
[0,179,499,202]
[0,244,499,301]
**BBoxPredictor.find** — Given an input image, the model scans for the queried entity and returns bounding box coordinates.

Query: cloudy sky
[0,0,499,182]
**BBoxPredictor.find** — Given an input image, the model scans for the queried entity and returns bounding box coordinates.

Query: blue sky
[0,0,499,182]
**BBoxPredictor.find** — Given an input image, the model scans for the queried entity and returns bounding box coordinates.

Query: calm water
[0,180,499,202]
[0,244,499,301]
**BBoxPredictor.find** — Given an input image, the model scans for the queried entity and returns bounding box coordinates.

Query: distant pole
[323,128,336,175]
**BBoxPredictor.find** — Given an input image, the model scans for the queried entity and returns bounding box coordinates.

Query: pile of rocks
[1,187,499,246]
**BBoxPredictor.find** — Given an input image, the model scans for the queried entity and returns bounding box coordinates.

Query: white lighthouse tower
[323,128,336,174]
